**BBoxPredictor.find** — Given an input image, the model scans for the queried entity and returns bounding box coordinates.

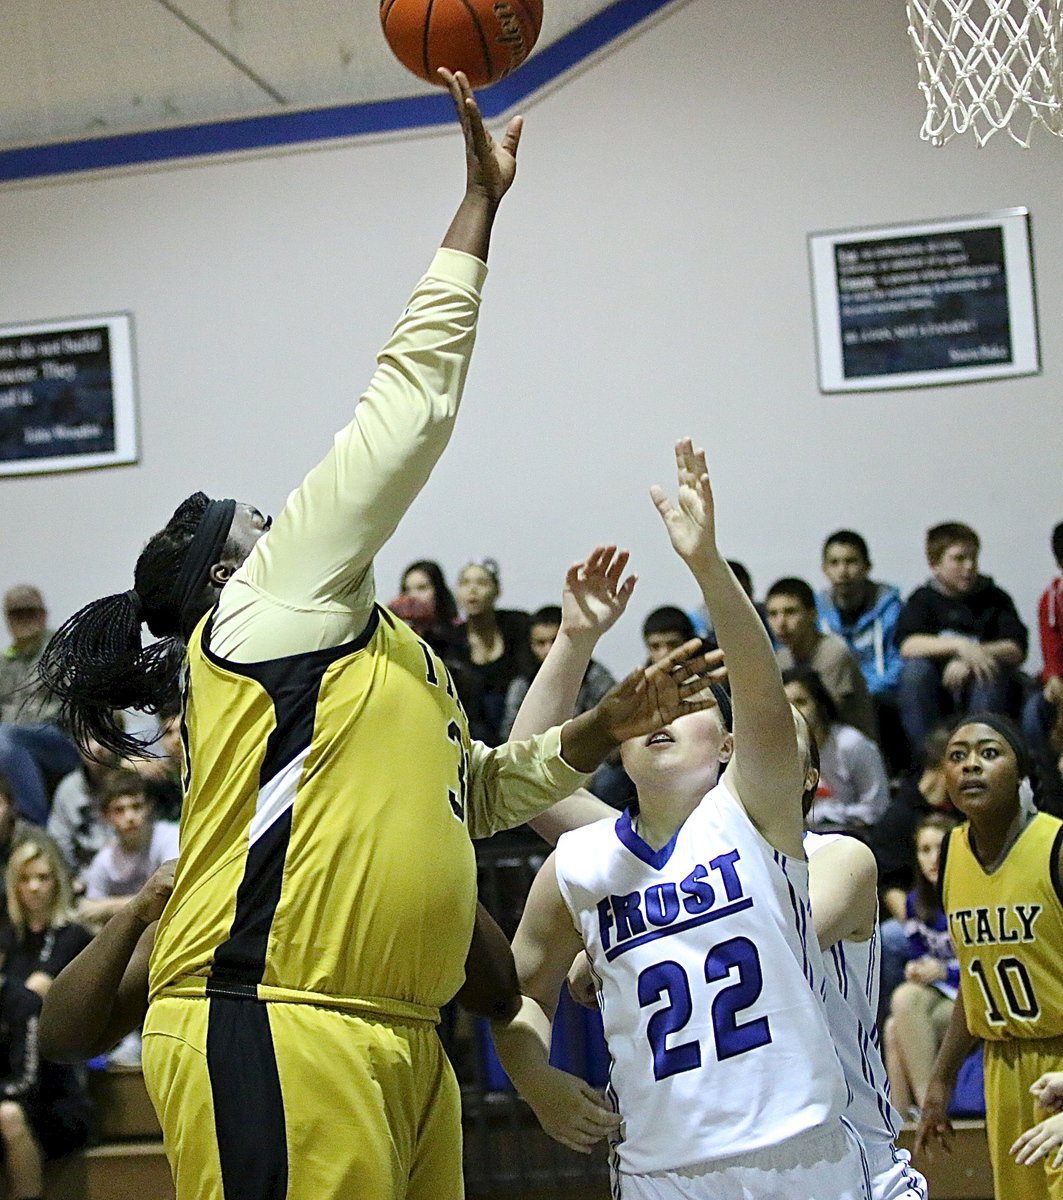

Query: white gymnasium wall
[1,0,1060,675]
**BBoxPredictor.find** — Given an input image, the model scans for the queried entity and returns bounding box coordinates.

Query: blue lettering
[709,849,743,900]
[613,892,646,940]
[645,883,680,927]
[597,897,614,951]
[679,865,715,914]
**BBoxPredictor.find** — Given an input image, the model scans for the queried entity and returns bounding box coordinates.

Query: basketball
[380,0,544,89]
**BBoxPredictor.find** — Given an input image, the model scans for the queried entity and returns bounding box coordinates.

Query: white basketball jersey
[804,831,899,1149]
[554,777,847,1175]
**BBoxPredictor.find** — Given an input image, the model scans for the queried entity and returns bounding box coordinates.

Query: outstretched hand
[561,546,637,643]
[650,439,718,569]
[439,68,522,205]
[596,640,727,746]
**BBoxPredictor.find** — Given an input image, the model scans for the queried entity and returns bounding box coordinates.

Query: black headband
[949,711,1031,779]
[174,498,238,629]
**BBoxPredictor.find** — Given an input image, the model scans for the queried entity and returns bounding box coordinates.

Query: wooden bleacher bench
[41,1066,173,1200]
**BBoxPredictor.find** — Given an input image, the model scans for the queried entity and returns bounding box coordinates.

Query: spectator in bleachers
[873,725,957,923]
[399,559,460,654]
[783,665,889,834]
[0,961,92,1197]
[0,781,56,915]
[816,530,908,771]
[642,605,696,663]
[0,587,80,824]
[884,812,960,1120]
[768,577,878,740]
[77,772,179,933]
[2,839,91,1001]
[499,604,615,741]
[130,711,183,825]
[47,732,121,883]
[1022,521,1063,789]
[451,560,532,745]
[896,521,1027,754]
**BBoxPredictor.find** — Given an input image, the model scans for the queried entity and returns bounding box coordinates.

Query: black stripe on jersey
[201,604,381,991]
[206,994,287,1199]
[937,825,954,910]
[1050,822,1063,910]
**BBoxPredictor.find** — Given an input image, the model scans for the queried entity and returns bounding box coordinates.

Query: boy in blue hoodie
[816,530,907,769]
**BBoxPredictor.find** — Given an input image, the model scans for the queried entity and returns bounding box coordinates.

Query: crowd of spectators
[0,512,1057,1181]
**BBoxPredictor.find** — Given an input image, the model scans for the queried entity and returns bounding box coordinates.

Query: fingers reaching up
[439,68,522,204]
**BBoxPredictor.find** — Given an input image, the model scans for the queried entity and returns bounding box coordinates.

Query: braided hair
[38,493,232,758]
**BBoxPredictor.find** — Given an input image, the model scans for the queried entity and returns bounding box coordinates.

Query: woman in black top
[452,560,531,745]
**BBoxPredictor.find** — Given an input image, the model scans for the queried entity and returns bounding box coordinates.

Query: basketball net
[907,0,1063,145]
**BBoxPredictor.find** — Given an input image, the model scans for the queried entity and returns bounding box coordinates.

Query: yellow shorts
[143,994,462,1200]
[985,1036,1063,1200]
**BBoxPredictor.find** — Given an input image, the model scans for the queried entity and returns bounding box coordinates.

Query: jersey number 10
[637,936,772,1081]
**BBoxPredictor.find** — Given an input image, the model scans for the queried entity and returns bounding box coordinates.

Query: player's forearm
[510,631,597,743]
[442,190,499,264]
[490,995,555,1097]
[40,907,152,1062]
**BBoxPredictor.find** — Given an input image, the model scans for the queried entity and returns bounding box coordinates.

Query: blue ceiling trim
[0,0,676,183]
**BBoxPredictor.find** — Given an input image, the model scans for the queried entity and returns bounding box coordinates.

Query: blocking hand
[594,640,727,746]
[129,859,177,926]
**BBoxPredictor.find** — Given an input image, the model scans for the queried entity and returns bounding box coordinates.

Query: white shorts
[613,1119,871,1200]
[864,1138,928,1200]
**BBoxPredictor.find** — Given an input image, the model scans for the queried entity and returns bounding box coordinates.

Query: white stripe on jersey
[554,778,847,1175]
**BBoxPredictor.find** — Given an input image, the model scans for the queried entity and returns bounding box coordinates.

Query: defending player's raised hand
[650,439,719,570]
[594,639,727,747]
[439,68,522,205]
[560,546,637,645]
[1031,1071,1063,1111]
[525,1066,620,1154]
[1011,1111,1063,1168]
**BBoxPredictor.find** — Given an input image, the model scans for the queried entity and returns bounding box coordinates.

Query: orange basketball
[380,0,544,89]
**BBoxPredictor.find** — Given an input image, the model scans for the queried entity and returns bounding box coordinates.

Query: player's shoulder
[805,829,877,873]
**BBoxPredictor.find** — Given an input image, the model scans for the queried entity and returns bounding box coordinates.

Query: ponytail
[37,491,235,757]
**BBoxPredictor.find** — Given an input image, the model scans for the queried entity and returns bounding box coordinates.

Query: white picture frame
[808,209,1040,392]
[0,312,138,476]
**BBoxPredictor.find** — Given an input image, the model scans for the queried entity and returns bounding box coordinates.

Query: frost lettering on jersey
[596,849,752,962]
[949,904,1041,947]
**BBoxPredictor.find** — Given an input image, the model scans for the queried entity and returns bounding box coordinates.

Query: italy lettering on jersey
[554,778,847,1176]
[805,833,899,1149]
[943,812,1063,1041]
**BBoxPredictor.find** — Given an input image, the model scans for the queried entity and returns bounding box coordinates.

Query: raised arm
[808,836,879,950]
[490,854,618,1153]
[215,72,524,657]
[39,861,174,1063]
[509,546,635,743]
[651,441,804,856]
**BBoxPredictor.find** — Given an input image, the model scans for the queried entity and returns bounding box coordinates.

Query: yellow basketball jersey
[943,812,1063,1041]
[148,605,477,1021]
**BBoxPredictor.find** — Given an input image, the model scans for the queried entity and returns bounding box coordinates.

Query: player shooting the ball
[37,73,723,1200]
